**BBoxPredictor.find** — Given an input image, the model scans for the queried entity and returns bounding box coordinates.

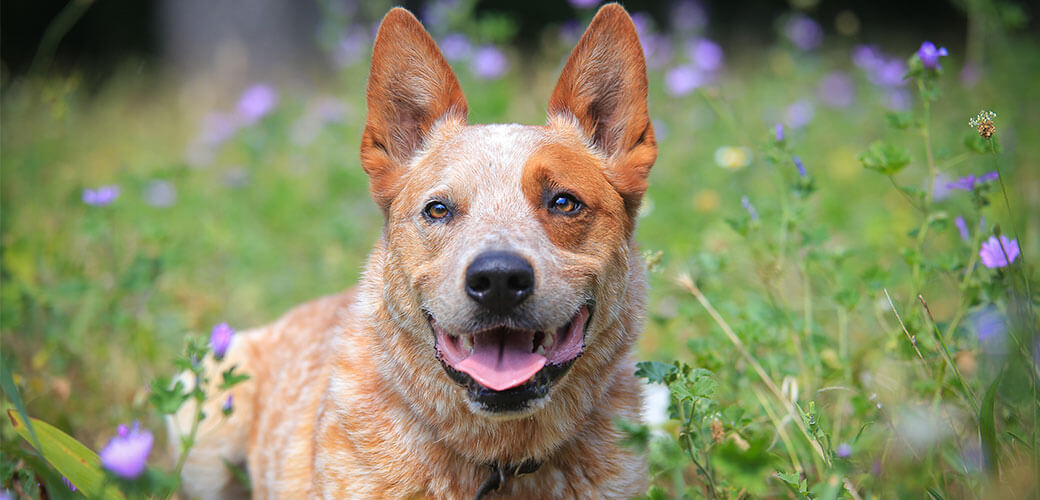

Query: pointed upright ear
[548,4,656,213]
[361,8,468,210]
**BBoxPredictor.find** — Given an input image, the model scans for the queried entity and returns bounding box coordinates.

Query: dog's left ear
[362,8,468,211]
[548,3,656,214]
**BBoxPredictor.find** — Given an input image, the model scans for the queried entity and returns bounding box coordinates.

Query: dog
[170,4,657,498]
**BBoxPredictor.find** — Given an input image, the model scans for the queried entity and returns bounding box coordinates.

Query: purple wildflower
[852,45,882,71]
[884,89,912,111]
[740,196,759,222]
[62,476,77,492]
[819,72,855,108]
[642,33,673,69]
[687,38,724,72]
[955,216,970,242]
[960,62,981,88]
[82,185,120,206]
[0,490,13,500]
[836,443,852,459]
[99,422,153,479]
[979,235,1020,268]
[439,33,472,62]
[775,123,784,142]
[471,46,508,80]
[917,41,949,70]
[783,14,823,51]
[333,31,368,68]
[222,394,234,415]
[932,172,953,201]
[236,84,279,124]
[785,99,815,129]
[568,0,600,8]
[793,156,808,177]
[630,12,653,38]
[210,323,235,360]
[144,180,177,208]
[975,307,1005,344]
[665,65,704,97]
[947,171,998,191]
[672,1,707,32]
[198,112,239,147]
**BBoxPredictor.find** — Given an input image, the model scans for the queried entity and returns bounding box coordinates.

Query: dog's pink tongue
[455,330,546,391]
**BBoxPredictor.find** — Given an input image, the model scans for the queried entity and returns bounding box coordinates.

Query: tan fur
[170,4,657,499]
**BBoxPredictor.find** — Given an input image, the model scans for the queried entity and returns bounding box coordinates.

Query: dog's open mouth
[431,307,589,411]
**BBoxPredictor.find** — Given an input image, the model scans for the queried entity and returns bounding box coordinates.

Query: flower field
[2,0,1039,498]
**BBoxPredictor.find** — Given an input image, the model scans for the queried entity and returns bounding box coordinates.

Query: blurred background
[2,0,1039,497]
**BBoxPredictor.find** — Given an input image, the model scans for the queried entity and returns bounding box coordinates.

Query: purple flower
[439,33,472,62]
[236,84,279,124]
[852,45,882,71]
[82,185,120,206]
[783,14,823,51]
[144,180,177,208]
[665,65,704,97]
[955,216,970,242]
[687,38,724,72]
[568,0,599,7]
[333,31,369,68]
[775,123,784,142]
[819,72,855,108]
[198,112,239,147]
[979,235,1019,268]
[741,196,759,222]
[672,1,707,32]
[210,323,235,360]
[917,41,949,70]
[960,62,981,88]
[793,156,808,177]
[932,172,953,201]
[884,89,912,111]
[785,99,815,129]
[630,12,653,38]
[974,307,1005,344]
[836,443,852,458]
[471,46,508,80]
[62,476,77,492]
[642,34,673,69]
[222,394,234,415]
[947,171,998,191]
[99,422,153,479]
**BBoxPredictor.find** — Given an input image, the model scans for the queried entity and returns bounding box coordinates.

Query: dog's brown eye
[424,201,451,220]
[549,194,581,214]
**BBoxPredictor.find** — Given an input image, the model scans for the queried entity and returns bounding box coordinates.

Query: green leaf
[634,361,674,384]
[7,410,125,500]
[885,111,913,130]
[980,372,1002,474]
[220,365,251,390]
[1,354,41,453]
[150,377,191,415]
[859,141,911,175]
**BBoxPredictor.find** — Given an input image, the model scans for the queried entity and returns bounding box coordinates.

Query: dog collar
[472,459,542,500]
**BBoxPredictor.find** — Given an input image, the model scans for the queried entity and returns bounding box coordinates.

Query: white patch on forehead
[430,124,547,219]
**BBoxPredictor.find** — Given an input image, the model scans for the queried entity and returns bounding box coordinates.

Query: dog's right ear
[361,8,468,210]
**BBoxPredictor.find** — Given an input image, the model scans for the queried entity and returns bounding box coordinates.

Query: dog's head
[361,4,655,417]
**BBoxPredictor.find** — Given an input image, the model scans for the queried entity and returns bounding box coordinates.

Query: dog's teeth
[535,345,547,356]
[460,335,473,354]
[542,331,555,349]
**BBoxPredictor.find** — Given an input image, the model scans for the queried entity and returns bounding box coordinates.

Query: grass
[2,4,1039,498]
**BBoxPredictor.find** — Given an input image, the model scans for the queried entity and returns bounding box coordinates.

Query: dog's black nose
[465,251,534,312]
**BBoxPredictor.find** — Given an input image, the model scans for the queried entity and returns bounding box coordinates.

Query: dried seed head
[969,110,997,139]
[711,418,724,444]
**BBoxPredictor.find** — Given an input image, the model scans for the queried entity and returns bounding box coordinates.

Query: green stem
[29,0,94,76]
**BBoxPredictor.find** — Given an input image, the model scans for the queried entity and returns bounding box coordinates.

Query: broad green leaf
[858,141,911,175]
[634,361,674,384]
[7,410,125,500]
